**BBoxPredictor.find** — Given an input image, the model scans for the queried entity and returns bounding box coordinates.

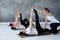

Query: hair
[24,18,28,21]
[20,32,26,35]
[9,23,13,26]
[19,32,29,36]
[44,8,50,12]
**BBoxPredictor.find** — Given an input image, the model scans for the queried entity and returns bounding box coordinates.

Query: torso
[47,15,59,23]
[45,12,59,23]
[25,27,38,35]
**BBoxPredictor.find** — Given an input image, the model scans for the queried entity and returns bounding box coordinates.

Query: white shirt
[25,27,38,35]
[47,16,59,23]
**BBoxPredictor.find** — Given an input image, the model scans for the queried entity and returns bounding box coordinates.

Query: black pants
[33,9,52,35]
[19,14,29,28]
[50,23,60,34]
[33,9,43,35]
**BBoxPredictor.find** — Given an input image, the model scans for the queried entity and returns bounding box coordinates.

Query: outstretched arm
[34,8,48,15]
[29,9,33,31]
[35,8,44,13]
[29,16,32,31]
[44,16,48,29]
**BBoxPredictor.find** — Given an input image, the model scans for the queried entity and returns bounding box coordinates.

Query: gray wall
[0,0,60,22]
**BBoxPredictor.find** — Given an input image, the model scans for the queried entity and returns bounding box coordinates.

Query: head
[43,8,50,13]
[20,32,26,35]
[9,23,14,27]
[19,32,29,36]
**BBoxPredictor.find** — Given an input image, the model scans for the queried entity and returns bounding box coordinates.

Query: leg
[50,23,60,34]
[19,13,24,25]
[44,28,52,33]
[33,9,43,35]
[24,18,30,28]
[19,13,29,28]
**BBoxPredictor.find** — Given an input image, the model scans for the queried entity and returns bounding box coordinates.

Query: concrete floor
[0,22,60,40]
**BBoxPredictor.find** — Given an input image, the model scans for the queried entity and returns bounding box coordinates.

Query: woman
[9,13,20,30]
[34,8,60,34]
[9,13,30,30]
[19,9,51,35]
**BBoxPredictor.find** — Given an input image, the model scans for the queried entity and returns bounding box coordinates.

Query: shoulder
[47,13,53,16]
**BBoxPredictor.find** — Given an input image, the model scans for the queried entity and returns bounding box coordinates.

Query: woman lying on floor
[19,9,52,36]
[9,12,30,30]
[34,8,60,34]
[9,13,20,30]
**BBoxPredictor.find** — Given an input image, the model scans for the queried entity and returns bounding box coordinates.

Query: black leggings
[50,23,60,34]
[33,9,52,35]
[33,9,43,35]
[19,13,29,28]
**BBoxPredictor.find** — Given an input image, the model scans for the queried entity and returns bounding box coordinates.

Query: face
[43,10,48,13]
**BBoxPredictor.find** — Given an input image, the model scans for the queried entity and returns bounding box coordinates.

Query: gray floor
[0,22,60,40]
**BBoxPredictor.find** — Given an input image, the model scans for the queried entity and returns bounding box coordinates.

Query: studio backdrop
[0,0,60,22]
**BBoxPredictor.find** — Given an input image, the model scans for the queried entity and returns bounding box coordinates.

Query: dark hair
[9,23,13,26]
[19,32,29,36]
[44,8,50,12]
